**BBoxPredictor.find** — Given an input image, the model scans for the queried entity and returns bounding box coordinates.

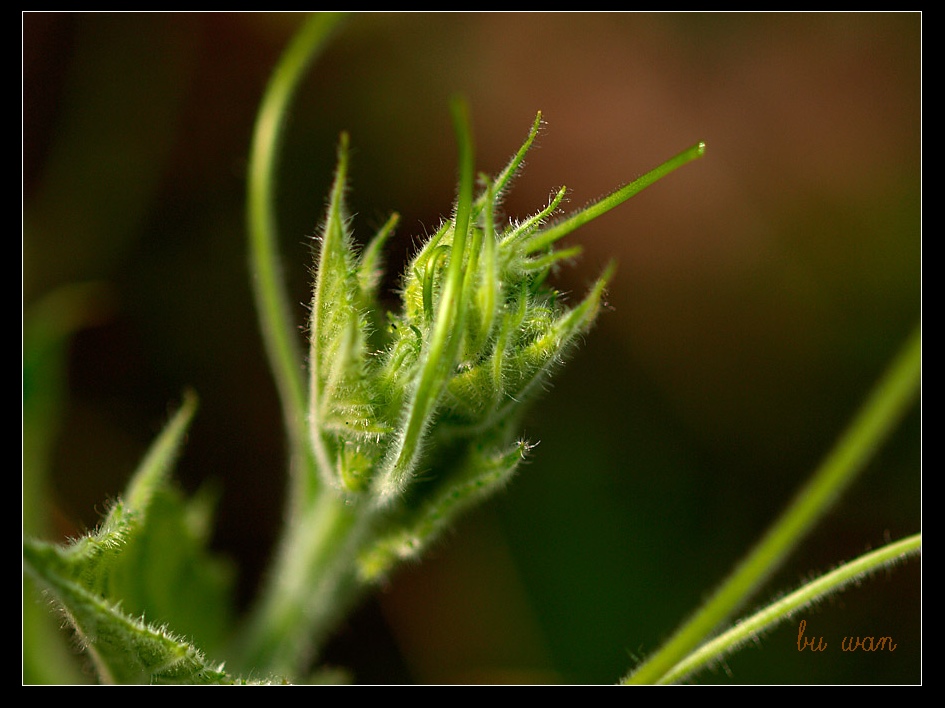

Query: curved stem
[624,323,921,684]
[246,12,346,494]
[654,533,921,685]
[239,13,356,679]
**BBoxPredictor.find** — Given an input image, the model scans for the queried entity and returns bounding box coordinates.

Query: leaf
[23,283,115,684]
[23,393,253,684]
[24,539,236,685]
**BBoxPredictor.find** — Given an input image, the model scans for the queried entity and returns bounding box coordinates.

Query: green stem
[526,141,706,253]
[246,12,346,497]
[240,13,360,679]
[235,493,368,679]
[655,533,921,685]
[623,323,921,684]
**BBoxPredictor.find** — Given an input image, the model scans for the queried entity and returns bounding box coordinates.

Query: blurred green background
[23,12,920,684]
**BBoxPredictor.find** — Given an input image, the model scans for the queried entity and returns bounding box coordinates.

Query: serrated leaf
[23,392,242,684]
[23,283,114,684]
[24,538,241,684]
[106,486,235,655]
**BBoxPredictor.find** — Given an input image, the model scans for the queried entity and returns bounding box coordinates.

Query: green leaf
[106,486,235,656]
[23,283,114,684]
[24,539,237,685]
[23,392,249,684]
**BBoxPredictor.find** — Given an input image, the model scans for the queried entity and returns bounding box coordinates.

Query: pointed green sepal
[308,134,391,492]
[357,438,532,582]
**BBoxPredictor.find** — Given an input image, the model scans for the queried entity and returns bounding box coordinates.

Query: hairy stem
[624,323,920,684]
[653,533,921,684]
[246,12,346,502]
[234,493,368,679]
[240,13,357,679]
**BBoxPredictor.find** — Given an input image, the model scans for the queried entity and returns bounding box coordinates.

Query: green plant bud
[307,105,702,509]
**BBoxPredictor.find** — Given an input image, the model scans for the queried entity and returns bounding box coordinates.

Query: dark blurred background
[23,12,920,684]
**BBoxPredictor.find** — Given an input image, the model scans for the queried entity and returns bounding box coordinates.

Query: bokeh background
[23,12,920,684]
